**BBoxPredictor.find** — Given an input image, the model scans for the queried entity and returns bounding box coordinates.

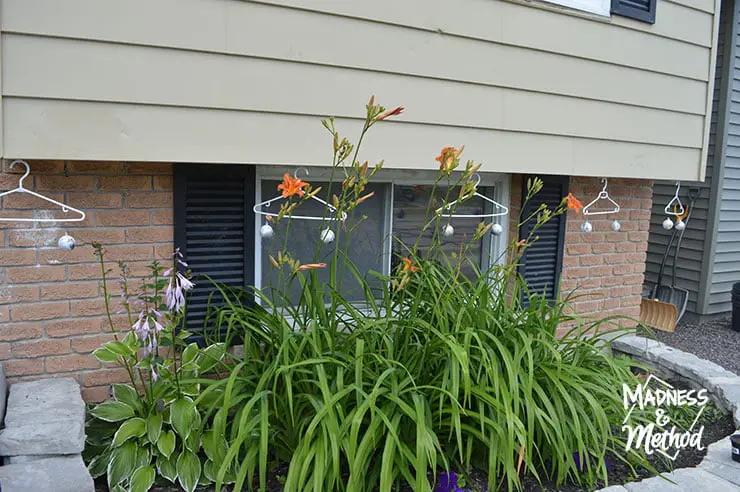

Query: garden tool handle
[671,187,700,289]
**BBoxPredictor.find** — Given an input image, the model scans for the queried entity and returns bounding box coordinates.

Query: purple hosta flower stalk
[132,309,164,356]
[166,271,194,313]
[174,248,188,268]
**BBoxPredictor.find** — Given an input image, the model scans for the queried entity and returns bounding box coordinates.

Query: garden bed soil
[93,381,736,492]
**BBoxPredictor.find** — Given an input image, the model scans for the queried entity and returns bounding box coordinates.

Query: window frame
[253,166,511,296]
[541,0,611,16]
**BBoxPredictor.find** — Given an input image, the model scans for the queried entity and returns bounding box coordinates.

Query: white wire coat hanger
[583,178,620,216]
[435,173,509,219]
[253,168,347,222]
[0,160,86,222]
[664,182,685,216]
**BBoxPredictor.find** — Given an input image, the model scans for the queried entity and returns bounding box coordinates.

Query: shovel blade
[639,297,678,332]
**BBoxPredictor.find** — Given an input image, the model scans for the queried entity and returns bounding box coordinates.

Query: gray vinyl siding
[645,0,727,313]
[0,0,720,180]
[708,0,740,314]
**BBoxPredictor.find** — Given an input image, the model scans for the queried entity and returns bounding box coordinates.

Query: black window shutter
[174,164,255,343]
[518,175,569,303]
[611,0,656,24]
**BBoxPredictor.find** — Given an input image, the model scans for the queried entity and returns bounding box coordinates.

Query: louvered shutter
[518,176,569,303]
[174,164,255,341]
[611,0,656,24]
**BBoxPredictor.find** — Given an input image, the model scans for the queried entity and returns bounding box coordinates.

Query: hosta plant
[84,247,228,492]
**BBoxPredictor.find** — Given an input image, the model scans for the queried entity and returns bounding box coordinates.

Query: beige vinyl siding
[0,0,719,180]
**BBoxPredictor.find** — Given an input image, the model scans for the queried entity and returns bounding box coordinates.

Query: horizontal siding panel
[256,0,715,48]
[4,98,705,180]
[0,30,708,117]
[666,0,715,14]
[1,0,712,82]
[2,36,705,148]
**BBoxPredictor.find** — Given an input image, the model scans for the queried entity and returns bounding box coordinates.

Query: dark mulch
[650,314,740,375]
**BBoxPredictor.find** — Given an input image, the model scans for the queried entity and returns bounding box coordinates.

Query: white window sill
[503,0,613,22]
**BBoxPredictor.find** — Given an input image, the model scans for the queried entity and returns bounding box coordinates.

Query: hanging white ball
[491,223,504,236]
[581,221,593,233]
[442,224,454,237]
[260,223,274,239]
[611,219,621,232]
[662,218,674,230]
[57,234,76,251]
[320,228,335,244]
[675,220,686,231]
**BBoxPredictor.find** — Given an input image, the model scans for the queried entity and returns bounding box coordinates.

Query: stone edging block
[0,376,93,491]
[611,334,740,427]
[595,335,740,491]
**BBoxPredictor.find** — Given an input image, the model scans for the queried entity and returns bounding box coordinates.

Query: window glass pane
[392,185,490,279]
[259,181,386,304]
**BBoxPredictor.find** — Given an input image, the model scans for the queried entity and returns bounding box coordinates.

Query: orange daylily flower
[377,106,404,121]
[277,173,309,198]
[401,257,421,273]
[565,193,583,214]
[435,146,464,173]
[297,263,327,271]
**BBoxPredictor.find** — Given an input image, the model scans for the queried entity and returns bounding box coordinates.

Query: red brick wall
[510,175,653,334]
[0,165,652,401]
[0,160,174,401]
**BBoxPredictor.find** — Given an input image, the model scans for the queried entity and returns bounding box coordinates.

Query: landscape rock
[0,378,85,456]
[0,455,94,492]
[623,468,739,491]
[612,335,664,357]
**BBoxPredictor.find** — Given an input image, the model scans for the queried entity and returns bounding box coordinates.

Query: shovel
[640,188,700,332]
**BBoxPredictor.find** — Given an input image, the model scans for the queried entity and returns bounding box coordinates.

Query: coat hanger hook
[471,173,481,188]
[675,181,681,199]
[294,167,309,179]
[9,160,31,189]
[601,178,608,194]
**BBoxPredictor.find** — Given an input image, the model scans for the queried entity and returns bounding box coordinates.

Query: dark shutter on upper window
[174,164,255,343]
[518,175,569,304]
[611,0,656,24]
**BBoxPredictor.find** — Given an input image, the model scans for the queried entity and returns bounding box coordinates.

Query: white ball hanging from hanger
[320,228,335,244]
[491,223,504,236]
[260,223,274,239]
[662,218,674,230]
[581,221,593,233]
[675,220,686,231]
[442,224,454,237]
[611,219,621,232]
[58,234,76,251]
